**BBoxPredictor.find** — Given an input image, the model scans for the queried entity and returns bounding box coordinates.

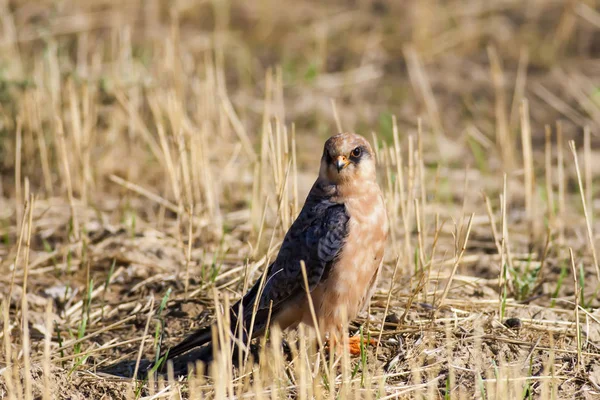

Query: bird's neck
[312,179,381,203]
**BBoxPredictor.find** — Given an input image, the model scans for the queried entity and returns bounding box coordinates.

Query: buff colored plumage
[159,132,388,365]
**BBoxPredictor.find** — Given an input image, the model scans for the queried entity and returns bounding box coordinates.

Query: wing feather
[235,195,349,334]
[163,193,350,363]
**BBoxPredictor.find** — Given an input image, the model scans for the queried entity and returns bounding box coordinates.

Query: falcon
[160,132,388,365]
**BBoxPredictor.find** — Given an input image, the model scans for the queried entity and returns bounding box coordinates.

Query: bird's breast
[310,189,388,332]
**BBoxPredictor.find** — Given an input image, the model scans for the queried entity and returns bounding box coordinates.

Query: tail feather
[162,325,213,362]
[155,295,254,370]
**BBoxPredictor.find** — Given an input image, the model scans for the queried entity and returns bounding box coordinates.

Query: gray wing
[233,195,349,336]
[163,195,349,362]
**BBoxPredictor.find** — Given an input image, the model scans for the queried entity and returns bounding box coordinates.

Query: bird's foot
[324,336,377,356]
[347,335,376,356]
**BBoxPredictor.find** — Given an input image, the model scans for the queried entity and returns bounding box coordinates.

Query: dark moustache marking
[324,149,333,163]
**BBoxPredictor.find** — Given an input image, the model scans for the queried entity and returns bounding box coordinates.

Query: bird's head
[319,133,377,186]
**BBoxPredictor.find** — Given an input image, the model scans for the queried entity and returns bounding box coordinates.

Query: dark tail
[154,293,259,372]
[163,325,214,361]
[155,306,243,370]
[150,325,214,374]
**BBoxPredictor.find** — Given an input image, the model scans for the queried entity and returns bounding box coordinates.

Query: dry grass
[1,0,600,398]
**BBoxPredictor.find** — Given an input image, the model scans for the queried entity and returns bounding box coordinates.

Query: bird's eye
[351,147,362,158]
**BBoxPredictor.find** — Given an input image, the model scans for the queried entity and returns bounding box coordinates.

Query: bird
[158,132,388,367]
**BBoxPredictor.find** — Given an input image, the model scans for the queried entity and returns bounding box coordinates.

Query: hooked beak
[335,156,349,173]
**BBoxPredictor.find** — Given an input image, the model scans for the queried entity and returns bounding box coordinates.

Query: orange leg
[325,335,377,356]
[347,335,377,356]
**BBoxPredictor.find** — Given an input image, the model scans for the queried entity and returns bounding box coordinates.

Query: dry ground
[1,0,600,398]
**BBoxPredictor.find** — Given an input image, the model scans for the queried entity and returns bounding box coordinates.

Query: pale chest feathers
[338,192,388,284]
[310,190,388,331]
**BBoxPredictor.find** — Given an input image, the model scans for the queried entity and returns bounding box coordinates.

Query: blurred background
[1,0,599,199]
